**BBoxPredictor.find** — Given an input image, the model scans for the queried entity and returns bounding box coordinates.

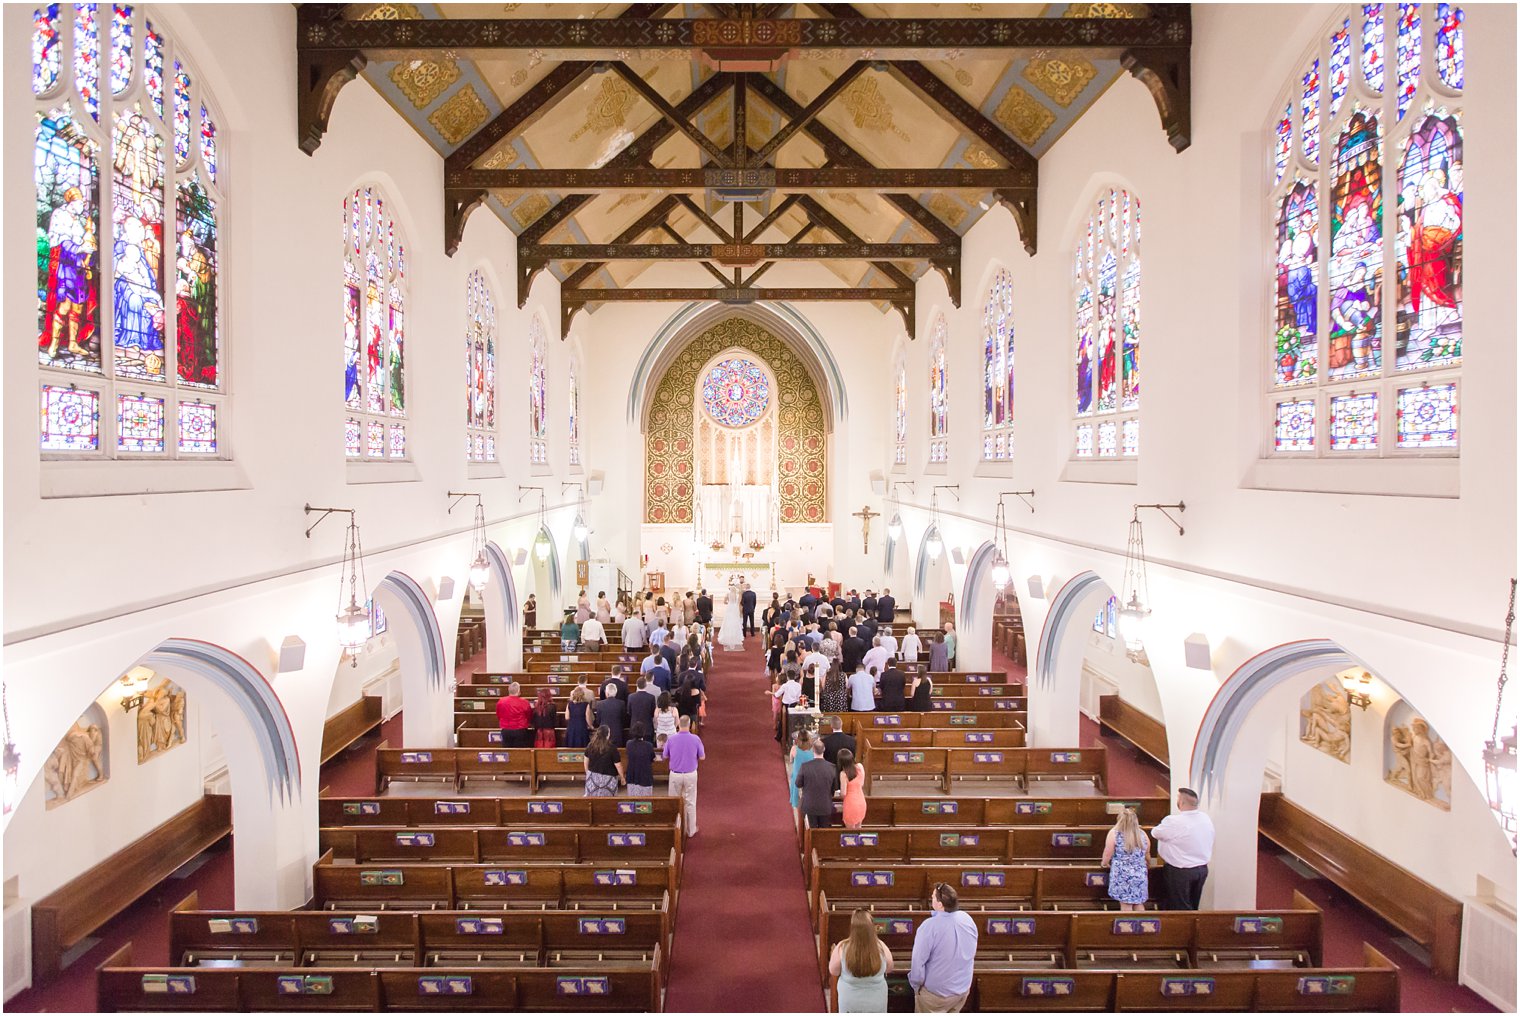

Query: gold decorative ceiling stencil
[428,85,488,144]
[357,3,420,20]
[1063,2,1145,17]
[926,193,967,228]
[569,75,638,142]
[841,76,911,142]
[479,143,518,169]
[962,144,1000,169]
[512,193,552,228]
[994,85,1056,147]
[1022,57,1098,107]
[390,58,461,109]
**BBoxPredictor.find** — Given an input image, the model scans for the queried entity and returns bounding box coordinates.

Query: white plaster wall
[2,3,583,905]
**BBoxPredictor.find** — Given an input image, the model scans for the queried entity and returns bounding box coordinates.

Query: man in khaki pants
[660,715,704,836]
[908,883,978,1011]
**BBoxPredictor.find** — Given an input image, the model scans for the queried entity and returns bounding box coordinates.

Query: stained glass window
[1434,4,1463,89]
[342,187,407,460]
[529,316,548,466]
[36,106,101,375]
[702,357,771,428]
[1395,4,1420,119]
[1093,596,1119,639]
[41,384,99,451]
[928,315,948,464]
[1072,188,1140,459]
[37,10,225,459]
[893,357,907,467]
[344,418,361,457]
[1302,60,1322,164]
[465,270,497,462]
[143,21,160,117]
[1396,111,1462,368]
[981,268,1015,461]
[1395,383,1457,446]
[1329,392,1379,450]
[1273,181,1319,385]
[177,401,216,454]
[1362,4,1385,93]
[568,358,581,467]
[109,4,131,95]
[1274,399,1317,451]
[199,105,216,180]
[116,392,164,452]
[34,5,62,95]
[1267,5,1462,461]
[75,3,99,119]
[111,105,166,383]
[1328,108,1383,380]
[172,60,190,164]
[1329,19,1352,118]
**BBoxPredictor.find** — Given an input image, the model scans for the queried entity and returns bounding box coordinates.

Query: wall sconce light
[988,491,1031,591]
[449,491,491,593]
[925,530,944,560]
[1484,578,1517,854]
[1118,502,1185,658]
[116,666,155,711]
[304,503,371,665]
[572,513,590,543]
[887,513,904,542]
[1336,668,1373,710]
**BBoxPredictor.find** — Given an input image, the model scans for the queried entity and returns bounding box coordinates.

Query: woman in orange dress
[838,748,867,828]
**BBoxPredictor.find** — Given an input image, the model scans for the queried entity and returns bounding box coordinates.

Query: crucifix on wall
[853,505,881,554]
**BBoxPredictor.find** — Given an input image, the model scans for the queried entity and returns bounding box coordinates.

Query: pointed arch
[482,541,523,674]
[371,571,448,746]
[1029,569,1116,746]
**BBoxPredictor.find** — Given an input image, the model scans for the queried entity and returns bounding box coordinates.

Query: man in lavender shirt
[661,716,705,836]
[908,883,978,1012]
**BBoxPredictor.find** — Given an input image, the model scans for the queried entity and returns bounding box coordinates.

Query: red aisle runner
[663,637,827,1014]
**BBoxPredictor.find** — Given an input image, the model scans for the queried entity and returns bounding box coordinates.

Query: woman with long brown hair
[531,687,558,748]
[836,747,867,829]
[582,725,624,797]
[828,907,892,1012]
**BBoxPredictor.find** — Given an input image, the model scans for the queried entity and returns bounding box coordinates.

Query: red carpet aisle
[662,635,828,1013]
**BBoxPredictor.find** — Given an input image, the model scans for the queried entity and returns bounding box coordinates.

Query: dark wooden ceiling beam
[549,195,684,299]
[741,222,813,287]
[1123,44,1193,152]
[742,193,801,242]
[295,5,365,156]
[449,166,1035,191]
[792,195,915,293]
[675,195,735,243]
[749,61,867,165]
[297,12,1194,55]
[609,63,733,167]
[562,286,911,304]
[521,242,954,261]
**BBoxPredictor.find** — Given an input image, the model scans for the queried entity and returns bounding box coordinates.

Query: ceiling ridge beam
[521,242,954,260]
[447,166,1036,191]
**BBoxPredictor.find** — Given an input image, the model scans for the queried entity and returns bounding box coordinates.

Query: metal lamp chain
[1493,577,1517,743]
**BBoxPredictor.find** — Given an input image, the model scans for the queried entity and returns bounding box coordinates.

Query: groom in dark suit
[695,589,713,625]
[740,583,757,636]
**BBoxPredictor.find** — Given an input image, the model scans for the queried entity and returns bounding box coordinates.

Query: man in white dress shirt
[1151,787,1216,910]
[861,635,892,678]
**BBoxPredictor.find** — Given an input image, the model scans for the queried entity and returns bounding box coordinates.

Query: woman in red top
[495,681,533,748]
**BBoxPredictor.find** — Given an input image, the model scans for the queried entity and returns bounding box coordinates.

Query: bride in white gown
[718,581,746,651]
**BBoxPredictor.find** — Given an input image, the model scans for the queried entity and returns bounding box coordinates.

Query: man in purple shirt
[661,716,705,837]
[908,883,978,1012]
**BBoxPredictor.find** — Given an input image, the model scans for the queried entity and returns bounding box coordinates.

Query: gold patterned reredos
[841,75,911,141]
[993,86,1057,147]
[429,85,488,145]
[570,76,638,142]
[645,318,827,526]
[1022,57,1098,108]
[390,58,461,109]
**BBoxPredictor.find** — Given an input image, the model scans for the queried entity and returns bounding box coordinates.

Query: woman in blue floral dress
[1102,807,1151,910]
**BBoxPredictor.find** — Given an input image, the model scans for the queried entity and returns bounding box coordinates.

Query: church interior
[3,2,1517,1012]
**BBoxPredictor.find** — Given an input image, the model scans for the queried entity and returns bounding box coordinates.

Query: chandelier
[449,491,490,593]
[1484,578,1518,854]
[304,503,372,665]
[1118,502,1185,660]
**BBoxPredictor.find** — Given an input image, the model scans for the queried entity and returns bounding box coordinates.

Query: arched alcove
[1031,570,1114,746]
[371,571,449,748]
[481,541,523,674]
[912,525,953,632]
[1190,639,1513,909]
[956,541,1003,672]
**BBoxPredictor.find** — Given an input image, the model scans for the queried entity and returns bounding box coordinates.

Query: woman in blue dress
[1101,807,1151,910]
[562,683,591,749]
[787,730,816,837]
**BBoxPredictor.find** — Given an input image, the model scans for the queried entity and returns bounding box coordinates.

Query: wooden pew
[169,899,420,967]
[318,796,502,828]
[374,746,672,793]
[313,857,677,913]
[96,942,241,1012]
[1098,694,1169,768]
[809,826,1151,870]
[840,712,1027,735]
[321,695,384,765]
[311,851,453,911]
[32,794,232,983]
[859,742,1107,795]
[373,742,457,794]
[1258,791,1462,979]
[859,728,1027,749]
[812,863,1041,922]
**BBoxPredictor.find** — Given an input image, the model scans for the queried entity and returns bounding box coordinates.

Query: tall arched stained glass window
[528,315,548,466]
[35,4,226,459]
[1072,187,1140,460]
[342,186,408,460]
[465,270,497,463]
[568,355,581,468]
[893,354,907,469]
[981,267,1015,461]
[927,315,949,464]
[1267,3,1462,457]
